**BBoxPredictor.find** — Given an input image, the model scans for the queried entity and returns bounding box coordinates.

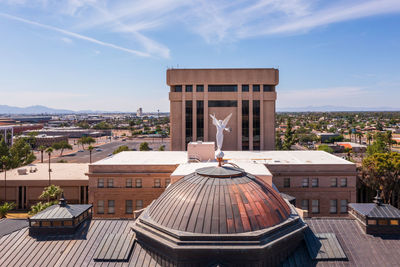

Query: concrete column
[204,84,209,142]
[237,84,242,150]
[249,86,254,151]
[260,91,264,150]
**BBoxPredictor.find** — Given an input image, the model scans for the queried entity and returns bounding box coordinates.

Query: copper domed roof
[146,165,291,234]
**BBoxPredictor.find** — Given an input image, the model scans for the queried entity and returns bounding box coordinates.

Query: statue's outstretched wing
[222,113,232,127]
[210,114,219,126]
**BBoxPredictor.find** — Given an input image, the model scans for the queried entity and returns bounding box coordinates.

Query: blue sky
[0,0,399,112]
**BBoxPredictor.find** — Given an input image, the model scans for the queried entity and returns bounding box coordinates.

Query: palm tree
[386,131,393,150]
[1,156,10,203]
[357,132,364,144]
[366,132,372,145]
[38,145,46,163]
[45,147,53,186]
[88,145,94,164]
[39,185,63,202]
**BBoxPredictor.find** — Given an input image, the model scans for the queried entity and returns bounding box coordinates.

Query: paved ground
[41,138,170,164]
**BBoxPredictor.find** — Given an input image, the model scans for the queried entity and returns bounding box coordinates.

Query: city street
[39,137,170,164]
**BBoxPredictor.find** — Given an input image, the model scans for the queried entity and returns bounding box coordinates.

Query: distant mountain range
[277,105,400,112]
[0,104,398,115]
[0,105,119,114]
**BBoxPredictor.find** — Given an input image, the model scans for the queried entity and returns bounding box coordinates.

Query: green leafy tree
[282,118,297,150]
[158,145,165,151]
[113,145,130,154]
[367,132,389,155]
[275,131,283,150]
[52,141,73,156]
[385,131,393,150]
[366,132,373,145]
[318,144,334,153]
[139,142,150,151]
[93,121,112,130]
[0,202,15,218]
[77,136,96,149]
[1,155,11,202]
[361,152,400,205]
[8,138,36,168]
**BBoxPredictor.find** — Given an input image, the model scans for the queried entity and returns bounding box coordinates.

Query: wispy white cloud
[61,36,73,43]
[1,0,400,55]
[0,12,150,57]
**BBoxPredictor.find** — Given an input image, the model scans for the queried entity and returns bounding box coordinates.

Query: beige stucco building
[168,68,278,151]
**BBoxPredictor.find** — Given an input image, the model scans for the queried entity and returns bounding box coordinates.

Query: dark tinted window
[242,85,249,92]
[185,101,193,147]
[208,100,237,107]
[185,85,192,92]
[196,85,204,92]
[173,85,182,92]
[253,85,260,92]
[197,101,204,141]
[242,100,249,150]
[208,85,237,92]
[253,100,260,150]
[263,85,274,92]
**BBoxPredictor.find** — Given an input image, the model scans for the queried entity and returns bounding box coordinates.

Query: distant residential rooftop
[93,150,353,165]
[5,163,88,181]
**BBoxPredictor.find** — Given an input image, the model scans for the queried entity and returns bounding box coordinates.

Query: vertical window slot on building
[242,100,249,150]
[185,101,193,148]
[197,100,204,141]
[253,100,260,150]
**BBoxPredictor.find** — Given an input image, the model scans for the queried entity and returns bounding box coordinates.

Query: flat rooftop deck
[92,150,353,166]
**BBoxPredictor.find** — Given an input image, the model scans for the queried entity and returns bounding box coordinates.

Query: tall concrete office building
[168,68,279,151]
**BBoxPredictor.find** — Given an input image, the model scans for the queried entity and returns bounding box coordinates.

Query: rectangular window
[283,178,290,188]
[196,85,204,92]
[368,219,376,225]
[331,178,337,187]
[312,200,319,213]
[390,220,399,225]
[253,100,260,150]
[107,179,114,188]
[312,178,319,188]
[97,200,104,214]
[208,85,237,92]
[173,85,182,92]
[126,178,132,188]
[302,178,309,188]
[263,85,274,92]
[242,84,249,92]
[98,178,104,188]
[185,85,192,92]
[253,84,260,92]
[185,100,193,147]
[242,100,249,150]
[126,200,133,214]
[301,199,309,211]
[135,178,142,188]
[136,200,143,210]
[378,219,388,225]
[340,199,348,213]
[196,100,204,141]
[165,179,171,187]
[208,100,237,107]
[154,179,161,188]
[108,200,115,214]
[340,178,347,187]
[330,199,337,214]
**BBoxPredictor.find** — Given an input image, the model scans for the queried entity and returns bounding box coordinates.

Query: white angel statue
[210,113,232,152]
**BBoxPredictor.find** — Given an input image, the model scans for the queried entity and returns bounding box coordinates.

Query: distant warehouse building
[24,127,111,138]
[17,134,68,148]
